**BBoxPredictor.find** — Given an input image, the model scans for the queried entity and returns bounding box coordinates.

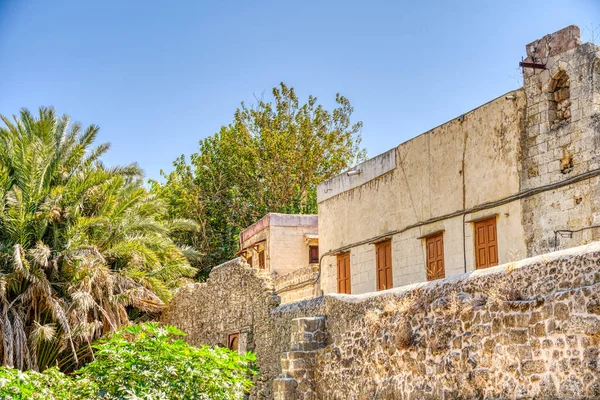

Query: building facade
[237,213,320,303]
[317,25,600,295]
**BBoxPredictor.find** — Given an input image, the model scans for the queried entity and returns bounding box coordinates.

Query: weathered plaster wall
[317,26,600,296]
[269,225,318,277]
[319,89,527,295]
[240,213,318,277]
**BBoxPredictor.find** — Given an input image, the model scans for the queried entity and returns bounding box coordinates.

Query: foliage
[0,366,97,400]
[77,322,256,399]
[0,108,199,371]
[0,323,255,399]
[152,83,366,274]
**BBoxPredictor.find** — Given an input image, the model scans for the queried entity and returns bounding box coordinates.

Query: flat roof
[240,213,318,244]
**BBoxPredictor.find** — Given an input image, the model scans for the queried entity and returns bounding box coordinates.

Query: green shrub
[78,322,256,399]
[0,366,97,400]
[0,323,256,399]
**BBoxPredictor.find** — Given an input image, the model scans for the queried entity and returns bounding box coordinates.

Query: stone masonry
[273,317,326,400]
[521,25,600,256]
[163,241,600,399]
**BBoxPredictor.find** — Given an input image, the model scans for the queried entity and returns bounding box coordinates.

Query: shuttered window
[425,233,445,281]
[228,333,239,351]
[475,217,498,269]
[309,245,319,264]
[376,240,393,291]
[258,249,265,269]
[336,252,351,294]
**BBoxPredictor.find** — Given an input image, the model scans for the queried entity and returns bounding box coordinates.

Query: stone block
[522,360,546,375]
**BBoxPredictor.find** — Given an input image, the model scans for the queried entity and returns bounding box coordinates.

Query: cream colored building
[237,213,320,303]
[317,25,600,295]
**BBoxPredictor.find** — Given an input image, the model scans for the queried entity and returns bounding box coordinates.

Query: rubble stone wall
[163,242,600,399]
[305,242,600,399]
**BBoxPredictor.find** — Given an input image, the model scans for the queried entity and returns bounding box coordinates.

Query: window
[228,333,239,352]
[309,245,319,264]
[375,240,392,291]
[549,70,570,129]
[258,248,265,269]
[475,217,498,269]
[425,233,445,281]
[245,254,253,267]
[336,252,351,294]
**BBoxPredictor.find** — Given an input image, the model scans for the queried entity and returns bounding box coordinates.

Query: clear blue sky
[0,0,598,181]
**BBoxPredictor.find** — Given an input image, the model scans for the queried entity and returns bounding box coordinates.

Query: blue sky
[0,0,598,181]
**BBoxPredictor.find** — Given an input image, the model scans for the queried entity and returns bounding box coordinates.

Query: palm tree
[0,107,199,371]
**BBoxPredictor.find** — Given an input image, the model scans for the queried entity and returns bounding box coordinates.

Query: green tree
[152,83,366,275]
[0,108,199,371]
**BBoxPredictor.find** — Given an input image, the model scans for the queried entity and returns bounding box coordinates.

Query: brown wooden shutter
[376,240,392,291]
[336,252,351,294]
[309,245,319,264]
[425,233,445,281]
[475,217,499,269]
[228,333,239,351]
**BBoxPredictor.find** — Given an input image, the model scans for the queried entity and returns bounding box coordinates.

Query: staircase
[273,316,326,400]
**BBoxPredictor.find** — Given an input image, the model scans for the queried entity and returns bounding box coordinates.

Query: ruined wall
[274,264,319,304]
[164,243,600,399]
[277,242,600,399]
[318,89,527,295]
[161,258,324,399]
[520,26,600,256]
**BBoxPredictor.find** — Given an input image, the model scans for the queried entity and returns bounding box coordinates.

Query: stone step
[280,351,316,380]
[273,377,298,400]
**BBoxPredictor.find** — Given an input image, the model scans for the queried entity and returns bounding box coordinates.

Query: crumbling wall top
[525,25,581,62]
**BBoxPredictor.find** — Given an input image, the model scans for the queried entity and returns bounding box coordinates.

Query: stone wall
[161,258,324,398]
[521,25,600,256]
[164,242,600,399]
[297,242,600,399]
[274,264,320,305]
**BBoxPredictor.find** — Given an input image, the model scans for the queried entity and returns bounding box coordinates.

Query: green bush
[0,323,256,399]
[0,367,97,400]
[78,323,256,399]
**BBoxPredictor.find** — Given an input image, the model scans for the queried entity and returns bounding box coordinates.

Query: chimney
[524,25,581,64]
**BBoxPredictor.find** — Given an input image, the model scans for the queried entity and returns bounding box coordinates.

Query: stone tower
[520,25,600,256]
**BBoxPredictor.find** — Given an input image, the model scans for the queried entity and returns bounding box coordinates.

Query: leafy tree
[152,83,366,274]
[0,108,199,371]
